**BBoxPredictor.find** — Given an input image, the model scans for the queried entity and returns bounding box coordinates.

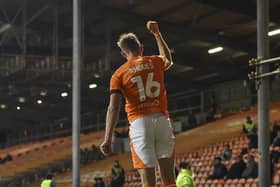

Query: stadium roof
[0,0,279,127]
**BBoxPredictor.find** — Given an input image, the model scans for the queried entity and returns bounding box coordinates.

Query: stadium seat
[226,179,233,184]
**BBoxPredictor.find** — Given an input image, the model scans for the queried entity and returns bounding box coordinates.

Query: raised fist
[146,21,160,35]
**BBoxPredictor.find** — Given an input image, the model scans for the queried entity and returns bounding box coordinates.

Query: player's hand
[146,21,160,35]
[100,140,112,156]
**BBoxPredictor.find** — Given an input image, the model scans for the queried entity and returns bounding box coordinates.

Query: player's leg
[154,115,176,186]
[129,115,158,187]
[158,157,176,187]
[138,168,156,186]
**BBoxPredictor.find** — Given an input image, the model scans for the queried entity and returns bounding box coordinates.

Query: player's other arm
[100,93,122,156]
[147,21,173,69]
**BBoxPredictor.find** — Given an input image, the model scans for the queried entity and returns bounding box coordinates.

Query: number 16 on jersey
[131,72,160,102]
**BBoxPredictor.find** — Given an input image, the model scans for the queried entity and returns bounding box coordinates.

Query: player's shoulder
[143,55,161,60]
[144,55,166,63]
[113,61,129,76]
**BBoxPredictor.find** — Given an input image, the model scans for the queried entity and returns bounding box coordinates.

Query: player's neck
[126,53,142,61]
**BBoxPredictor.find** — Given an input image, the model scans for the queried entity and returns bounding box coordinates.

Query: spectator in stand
[271,145,280,166]
[207,95,217,122]
[40,174,56,187]
[271,147,280,179]
[93,177,105,187]
[272,130,280,147]
[208,157,227,179]
[90,144,103,161]
[214,110,223,120]
[221,144,232,161]
[206,107,216,122]
[85,148,90,162]
[241,155,258,179]
[176,162,196,187]
[110,160,125,187]
[188,111,197,129]
[5,153,12,161]
[0,153,13,164]
[241,147,249,156]
[226,156,246,179]
[247,128,258,149]
[80,148,90,164]
[243,116,256,134]
[271,120,280,142]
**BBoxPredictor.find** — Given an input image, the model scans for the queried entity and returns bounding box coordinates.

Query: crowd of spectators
[1,143,105,187]
[206,117,280,181]
[80,144,104,164]
[226,156,246,179]
[3,113,280,187]
[174,117,280,186]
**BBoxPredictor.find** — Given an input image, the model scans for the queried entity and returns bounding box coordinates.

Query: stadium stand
[14,101,279,187]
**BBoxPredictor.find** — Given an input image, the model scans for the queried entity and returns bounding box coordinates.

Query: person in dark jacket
[208,157,227,179]
[221,144,232,161]
[226,156,246,179]
[248,128,258,149]
[241,156,258,179]
[93,177,105,187]
[271,121,280,143]
[110,160,125,187]
[272,130,280,147]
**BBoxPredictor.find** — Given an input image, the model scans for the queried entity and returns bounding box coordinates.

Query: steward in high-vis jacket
[111,160,125,187]
[176,162,196,187]
[243,116,255,133]
[41,174,56,187]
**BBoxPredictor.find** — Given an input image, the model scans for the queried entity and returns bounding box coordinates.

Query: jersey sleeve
[156,55,172,71]
[110,71,123,95]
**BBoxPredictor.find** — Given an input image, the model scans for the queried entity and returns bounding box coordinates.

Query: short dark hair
[215,157,222,161]
[117,33,141,54]
[179,162,191,169]
[46,174,53,180]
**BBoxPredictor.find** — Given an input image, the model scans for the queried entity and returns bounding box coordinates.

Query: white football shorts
[129,112,175,169]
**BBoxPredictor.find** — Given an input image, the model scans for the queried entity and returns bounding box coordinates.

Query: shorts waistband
[129,112,165,124]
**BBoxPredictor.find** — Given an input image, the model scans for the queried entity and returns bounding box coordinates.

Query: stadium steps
[24,102,280,187]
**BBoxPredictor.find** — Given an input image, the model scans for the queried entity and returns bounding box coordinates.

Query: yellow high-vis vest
[41,179,52,187]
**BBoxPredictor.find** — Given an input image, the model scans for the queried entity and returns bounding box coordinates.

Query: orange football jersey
[110,55,169,122]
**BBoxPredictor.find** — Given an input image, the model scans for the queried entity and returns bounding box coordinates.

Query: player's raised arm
[146,21,173,69]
